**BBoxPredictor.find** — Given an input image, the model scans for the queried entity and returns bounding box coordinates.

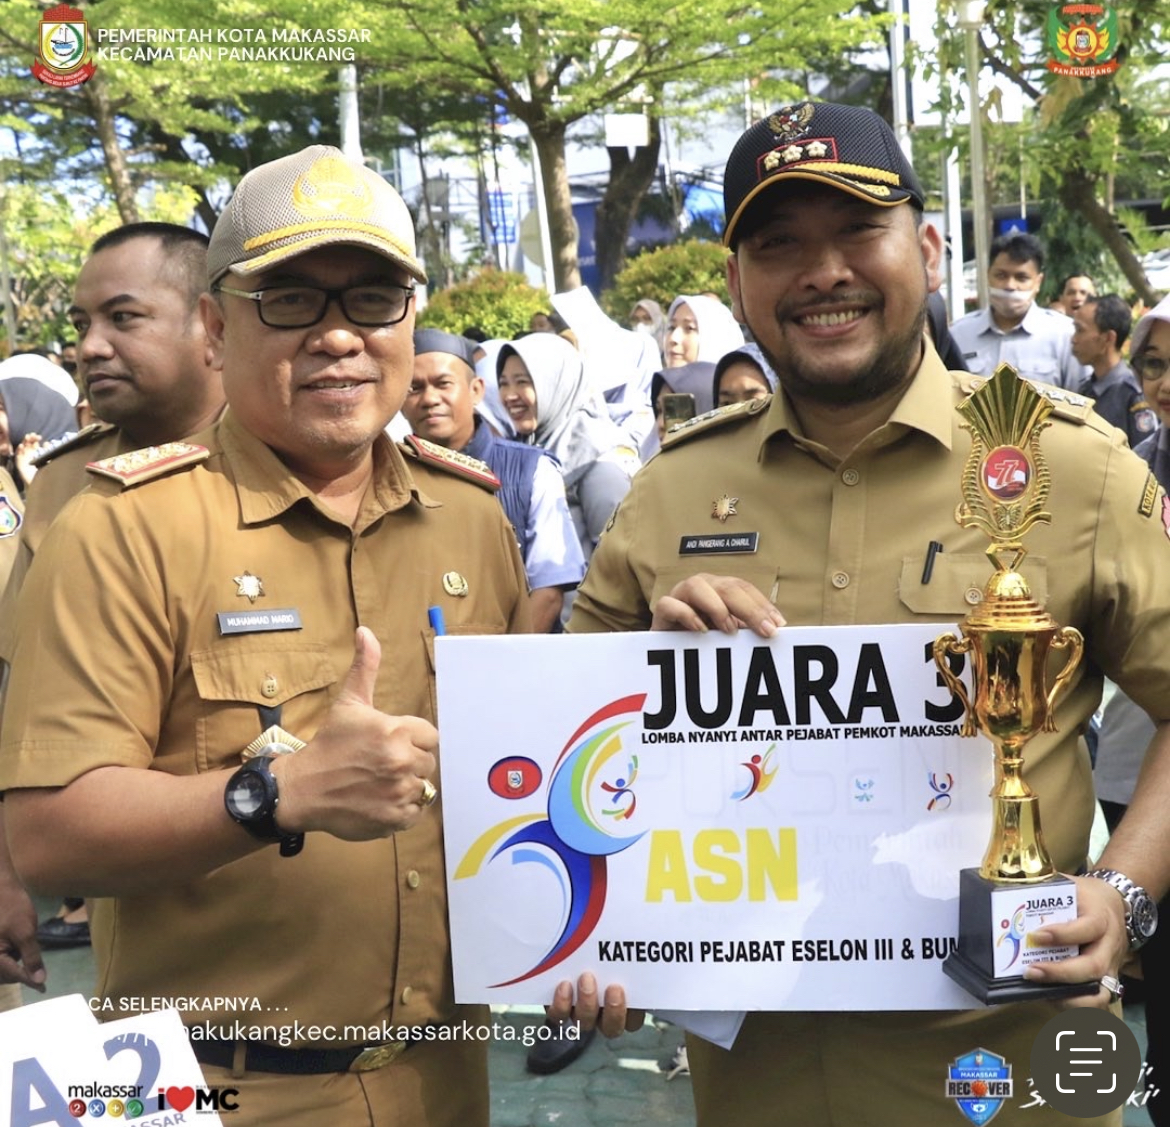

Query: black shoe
[36,916,91,949]
[526,1019,595,1075]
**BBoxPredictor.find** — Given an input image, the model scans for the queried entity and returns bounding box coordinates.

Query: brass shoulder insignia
[86,442,209,488]
[662,397,769,449]
[1139,473,1159,519]
[956,373,1095,425]
[30,422,118,468]
[402,434,500,491]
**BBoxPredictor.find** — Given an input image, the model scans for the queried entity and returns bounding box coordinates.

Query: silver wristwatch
[1085,869,1158,951]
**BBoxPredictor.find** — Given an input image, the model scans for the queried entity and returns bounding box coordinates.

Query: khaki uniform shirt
[570,347,1170,1127]
[0,424,125,664]
[1,411,529,1043]
[0,466,24,604]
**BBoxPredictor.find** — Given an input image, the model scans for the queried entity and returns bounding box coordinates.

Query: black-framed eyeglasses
[216,283,415,329]
[1133,354,1170,382]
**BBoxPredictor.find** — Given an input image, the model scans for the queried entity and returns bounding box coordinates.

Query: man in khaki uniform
[5,221,224,583]
[0,222,225,970]
[1,147,529,1124]
[567,102,1170,1126]
[0,463,32,1014]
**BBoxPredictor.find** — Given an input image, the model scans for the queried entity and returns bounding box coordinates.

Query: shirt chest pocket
[897,553,1049,617]
[648,562,780,611]
[190,642,338,772]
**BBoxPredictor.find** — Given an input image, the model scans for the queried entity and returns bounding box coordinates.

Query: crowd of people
[0,102,1167,1126]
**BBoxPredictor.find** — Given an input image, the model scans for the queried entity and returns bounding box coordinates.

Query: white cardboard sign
[437,624,998,1011]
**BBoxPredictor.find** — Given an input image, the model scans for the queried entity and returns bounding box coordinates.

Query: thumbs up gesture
[269,627,439,840]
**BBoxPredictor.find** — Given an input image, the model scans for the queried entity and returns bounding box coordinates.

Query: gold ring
[419,779,438,807]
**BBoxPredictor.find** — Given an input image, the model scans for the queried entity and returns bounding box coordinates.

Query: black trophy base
[943,949,1099,1004]
[943,867,1099,1006]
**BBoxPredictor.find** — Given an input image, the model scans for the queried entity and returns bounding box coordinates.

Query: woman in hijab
[712,343,778,407]
[497,334,640,556]
[664,294,745,369]
[629,298,666,362]
[1132,294,1170,490]
[0,374,78,491]
[641,361,717,461]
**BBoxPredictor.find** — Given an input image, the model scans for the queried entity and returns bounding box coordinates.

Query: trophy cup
[933,364,1097,1004]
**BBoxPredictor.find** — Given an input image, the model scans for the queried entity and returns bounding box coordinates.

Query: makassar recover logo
[32,3,95,87]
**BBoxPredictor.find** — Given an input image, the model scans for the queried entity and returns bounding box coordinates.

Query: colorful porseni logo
[1046,4,1120,78]
[996,904,1027,970]
[455,694,648,986]
[946,1048,1013,1126]
[730,743,777,801]
[927,771,954,811]
[32,3,95,87]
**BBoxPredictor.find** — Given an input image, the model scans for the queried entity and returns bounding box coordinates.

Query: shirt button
[841,468,860,486]
[965,587,983,605]
[261,676,279,698]
[831,572,850,589]
[406,870,421,889]
[401,986,414,1005]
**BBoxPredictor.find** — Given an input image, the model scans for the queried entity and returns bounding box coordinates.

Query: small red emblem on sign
[488,757,542,800]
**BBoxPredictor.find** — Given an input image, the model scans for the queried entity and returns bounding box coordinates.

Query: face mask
[988,287,1034,319]
[633,323,657,337]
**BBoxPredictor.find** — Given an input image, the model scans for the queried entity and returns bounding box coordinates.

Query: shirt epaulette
[30,422,118,468]
[661,397,770,448]
[86,442,210,488]
[955,372,1096,425]
[401,434,500,491]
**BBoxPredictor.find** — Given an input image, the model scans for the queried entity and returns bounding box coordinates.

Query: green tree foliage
[926,4,1170,301]
[0,180,198,351]
[600,240,730,322]
[363,0,887,290]
[0,0,365,222]
[417,269,548,340]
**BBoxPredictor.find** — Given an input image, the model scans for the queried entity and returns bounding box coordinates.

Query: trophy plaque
[933,365,1097,1004]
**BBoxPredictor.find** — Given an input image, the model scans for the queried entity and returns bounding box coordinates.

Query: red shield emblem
[488,757,542,799]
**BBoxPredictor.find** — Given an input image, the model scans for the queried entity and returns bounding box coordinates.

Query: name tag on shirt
[217,609,304,635]
[678,533,759,555]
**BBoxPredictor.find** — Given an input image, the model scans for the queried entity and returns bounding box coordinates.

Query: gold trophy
[933,364,1097,1003]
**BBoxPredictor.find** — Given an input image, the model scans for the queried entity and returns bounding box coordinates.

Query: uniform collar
[462,415,495,461]
[219,410,430,527]
[1086,359,1134,393]
[970,301,1051,338]
[757,342,955,457]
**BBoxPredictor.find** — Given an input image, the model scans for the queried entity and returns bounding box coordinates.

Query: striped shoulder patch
[662,397,769,449]
[86,442,209,488]
[1139,473,1160,519]
[31,422,117,468]
[402,434,500,491]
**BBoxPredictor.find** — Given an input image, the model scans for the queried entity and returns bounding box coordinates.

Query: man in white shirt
[950,232,1087,388]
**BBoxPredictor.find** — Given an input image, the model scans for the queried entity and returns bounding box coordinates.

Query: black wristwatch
[1085,869,1158,951]
[224,755,304,857]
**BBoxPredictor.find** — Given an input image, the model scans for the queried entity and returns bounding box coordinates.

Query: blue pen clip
[428,606,447,636]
